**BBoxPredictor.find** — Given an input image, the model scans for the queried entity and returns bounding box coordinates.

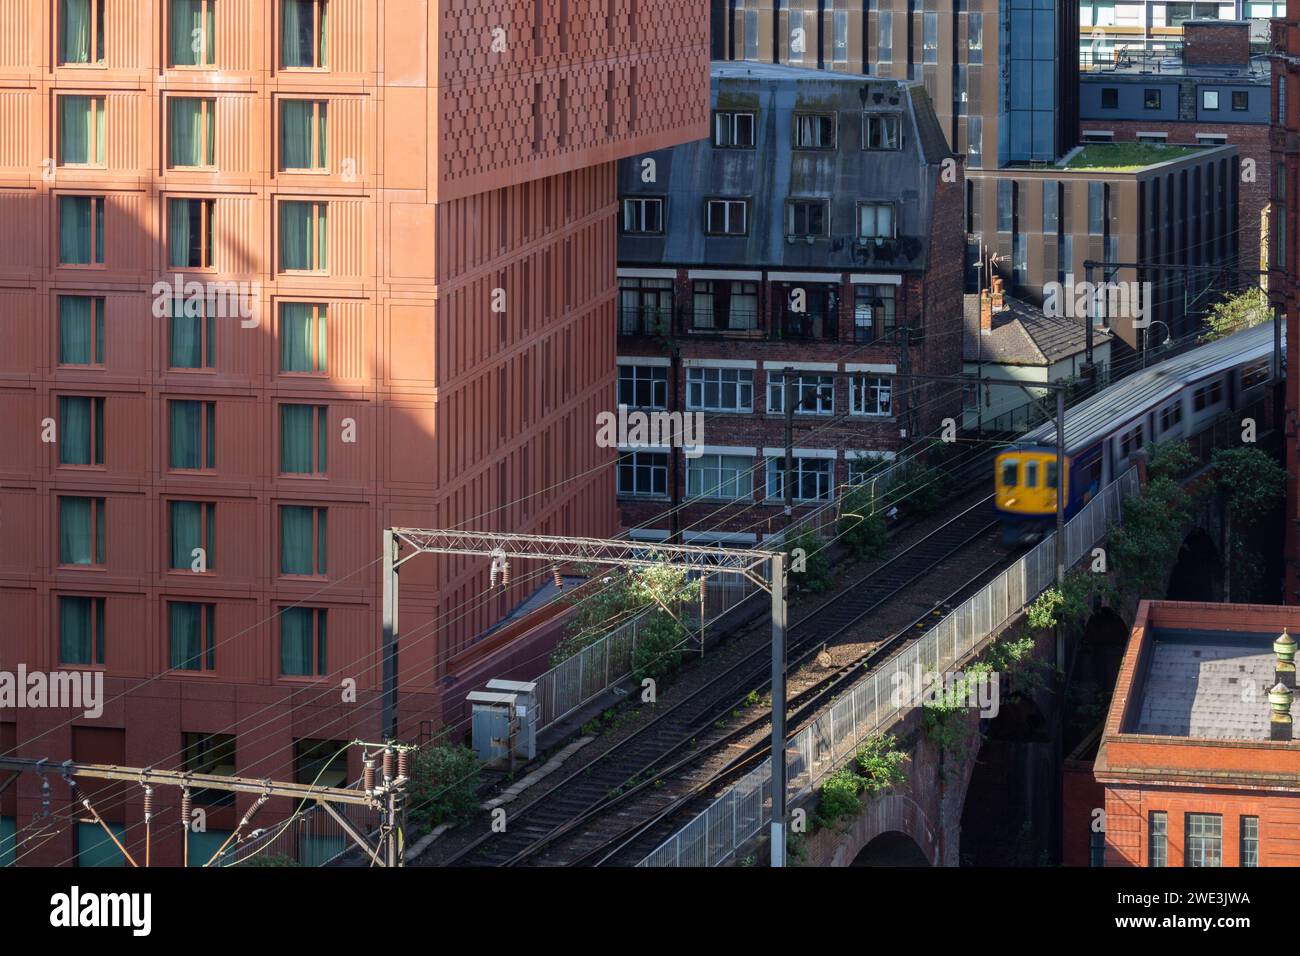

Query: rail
[637,467,1140,866]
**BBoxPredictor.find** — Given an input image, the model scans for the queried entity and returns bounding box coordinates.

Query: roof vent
[1269,682,1293,741]
[1275,628,1296,690]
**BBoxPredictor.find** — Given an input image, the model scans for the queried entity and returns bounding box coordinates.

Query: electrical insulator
[553,567,563,590]
[143,786,154,823]
[41,776,52,815]
[363,756,376,794]
[501,561,511,586]
[181,788,192,829]
[397,749,409,780]
[382,748,394,784]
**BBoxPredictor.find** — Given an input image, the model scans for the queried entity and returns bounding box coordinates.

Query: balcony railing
[778,311,837,340]
[619,307,673,337]
[689,309,760,334]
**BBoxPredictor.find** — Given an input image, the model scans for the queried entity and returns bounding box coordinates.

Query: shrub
[406,742,481,833]
[817,767,864,824]
[631,614,688,685]
[855,733,907,795]
[787,527,833,592]
[839,487,889,559]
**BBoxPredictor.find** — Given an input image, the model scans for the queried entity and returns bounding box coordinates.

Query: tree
[1200,286,1268,343]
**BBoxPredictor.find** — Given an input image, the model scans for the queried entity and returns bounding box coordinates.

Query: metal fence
[637,468,1140,867]
[533,570,763,732]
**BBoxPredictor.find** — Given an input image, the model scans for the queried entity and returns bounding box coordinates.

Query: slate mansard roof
[617,61,955,274]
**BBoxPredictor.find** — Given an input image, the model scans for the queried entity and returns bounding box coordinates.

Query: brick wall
[1183,21,1252,68]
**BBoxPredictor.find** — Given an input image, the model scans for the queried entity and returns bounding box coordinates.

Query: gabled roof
[962,293,1111,366]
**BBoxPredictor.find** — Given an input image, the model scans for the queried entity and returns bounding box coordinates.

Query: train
[994,322,1280,545]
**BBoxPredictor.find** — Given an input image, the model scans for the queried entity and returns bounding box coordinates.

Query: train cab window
[1024,462,1039,487]
[1046,461,1058,489]
[1001,460,1018,486]
[1193,380,1224,412]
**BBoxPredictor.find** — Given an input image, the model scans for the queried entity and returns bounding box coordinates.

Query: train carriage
[994,323,1281,544]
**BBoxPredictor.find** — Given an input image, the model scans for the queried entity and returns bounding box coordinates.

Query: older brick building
[1093,601,1300,867]
[614,63,964,542]
[0,0,708,865]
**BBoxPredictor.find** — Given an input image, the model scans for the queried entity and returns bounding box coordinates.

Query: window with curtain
[169,399,216,470]
[58,395,105,465]
[281,99,328,170]
[58,96,105,165]
[169,298,215,368]
[280,505,326,575]
[169,500,215,570]
[169,198,215,269]
[282,0,328,69]
[280,607,327,675]
[170,0,216,67]
[169,98,216,167]
[169,601,215,671]
[58,195,105,265]
[58,296,105,365]
[279,302,327,372]
[59,0,105,65]
[59,595,105,665]
[280,201,327,271]
[58,496,105,566]
[281,404,327,474]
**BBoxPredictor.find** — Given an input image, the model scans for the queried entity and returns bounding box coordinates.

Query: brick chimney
[1269,682,1294,741]
[1182,20,1251,68]
[1276,629,1297,690]
[980,276,1006,335]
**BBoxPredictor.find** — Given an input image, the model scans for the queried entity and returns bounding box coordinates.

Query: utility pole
[381,529,400,741]
[1054,387,1067,668]
[770,550,787,867]
[783,367,795,522]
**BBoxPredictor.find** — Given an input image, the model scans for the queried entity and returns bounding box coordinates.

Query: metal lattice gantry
[381,526,794,866]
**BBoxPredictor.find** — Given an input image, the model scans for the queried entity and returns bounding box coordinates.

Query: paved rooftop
[1131,628,1299,740]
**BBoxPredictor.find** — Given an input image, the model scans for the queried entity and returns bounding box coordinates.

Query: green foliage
[243,853,301,867]
[406,742,482,833]
[891,457,952,517]
[1026,588,1065,631]
[839,486,890,559]
[854,733,908,796]
[1106,476,1193,602]
[1200,286,1269,343]
[1211,446,1286,603]
[787,527,833,593]
[1211,447,1286,528]
[550,562,700,666]
[814,734,908,829]
[631,614,688,685]
[817,767,865,825]
[1147,439,1198,483]
[985,632,1049,698]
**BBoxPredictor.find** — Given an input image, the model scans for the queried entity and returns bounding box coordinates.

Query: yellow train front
[993,445,1081,546]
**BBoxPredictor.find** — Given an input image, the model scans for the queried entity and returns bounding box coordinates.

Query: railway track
[439,492,998,867]
[572,556,1008,867]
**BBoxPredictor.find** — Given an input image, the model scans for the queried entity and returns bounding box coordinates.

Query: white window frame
[686,365,754,412]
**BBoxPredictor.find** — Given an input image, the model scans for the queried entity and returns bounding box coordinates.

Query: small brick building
[1092,601,1300,867]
